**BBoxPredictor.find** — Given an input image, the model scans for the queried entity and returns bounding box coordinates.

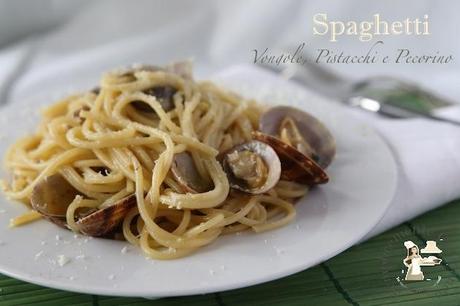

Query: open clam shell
[76,195,136,237]
[31,173,136,237]
[253,131,329,185]
[170,152,212,194]
[260,106,336,169]
[221,140,281,194]
[31,173,80,218]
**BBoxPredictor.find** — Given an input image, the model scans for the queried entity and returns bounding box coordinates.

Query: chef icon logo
[382,226,453,294]
[403,240,443,281]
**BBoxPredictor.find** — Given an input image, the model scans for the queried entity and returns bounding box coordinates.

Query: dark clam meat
[124,62,192,113]
[132,85,177,113]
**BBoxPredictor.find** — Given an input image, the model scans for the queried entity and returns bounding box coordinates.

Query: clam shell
[253,131,329,185]
[42,215,69,230]
[221,140,281,194]
[260,106,336,169]
[76,195,137,237]
[132,85,177,113]
[31,174,137,238]
[31,173,81,218]
[122,62,192,114]
[170,152,212,193]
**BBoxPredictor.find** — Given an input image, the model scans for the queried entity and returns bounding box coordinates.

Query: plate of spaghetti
[0,62,397,297]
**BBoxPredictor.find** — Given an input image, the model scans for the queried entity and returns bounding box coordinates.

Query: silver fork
[258,61,460,126]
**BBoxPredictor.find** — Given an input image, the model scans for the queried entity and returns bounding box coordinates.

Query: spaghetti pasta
[1,63,325,260]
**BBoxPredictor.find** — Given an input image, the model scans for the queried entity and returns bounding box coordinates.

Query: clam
[221,140,281,194]
[126,62,192,113]
[31,173,136,237]
[73,105,90,123]
[31,174,81,219]
[91,87,100,94]
[76,195,136,237]
[254,106,335,185]
[131,85,177,113]
[253,131,328,185]
[259,106,335,169]
[170,152,212,193]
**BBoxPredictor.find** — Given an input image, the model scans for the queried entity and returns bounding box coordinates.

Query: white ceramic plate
[0,66,397,297]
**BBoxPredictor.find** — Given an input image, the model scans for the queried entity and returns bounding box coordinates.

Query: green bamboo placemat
[1,199,459,306]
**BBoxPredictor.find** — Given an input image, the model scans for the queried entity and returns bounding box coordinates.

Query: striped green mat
[1,199,459,306]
